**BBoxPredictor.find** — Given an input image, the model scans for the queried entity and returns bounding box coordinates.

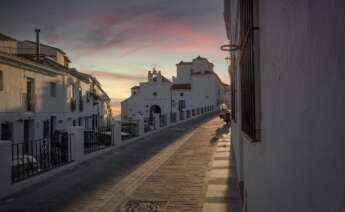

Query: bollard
[112,122,121,144]
[138,118,145,136]
[67,127,85,162]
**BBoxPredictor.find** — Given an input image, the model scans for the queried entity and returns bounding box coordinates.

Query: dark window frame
[1,122,13,141]
[240,0,260,141]
[230,56,237,122]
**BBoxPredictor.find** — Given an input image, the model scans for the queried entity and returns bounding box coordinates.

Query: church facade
[121,56,229,125]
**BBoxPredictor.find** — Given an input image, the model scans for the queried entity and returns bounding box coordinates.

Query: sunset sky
[0,0,229,115]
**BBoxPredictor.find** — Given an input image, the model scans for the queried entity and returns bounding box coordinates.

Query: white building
[224,1,345,212]
[121,56,229,124]
[121,69,172,123]
[0,33,111,144]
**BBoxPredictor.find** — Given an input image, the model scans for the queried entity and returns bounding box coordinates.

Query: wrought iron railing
[11,133,72,183]
[121,122,139,140]
[84,128,112,154]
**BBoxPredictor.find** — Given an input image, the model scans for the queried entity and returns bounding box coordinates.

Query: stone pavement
[202,131,241,212]
[0,115,240,212]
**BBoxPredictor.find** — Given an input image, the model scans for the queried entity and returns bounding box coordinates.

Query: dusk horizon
[0,0,229,116]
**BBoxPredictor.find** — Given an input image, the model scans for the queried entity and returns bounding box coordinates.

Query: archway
[150,104,161,116]
[149,105,161,123]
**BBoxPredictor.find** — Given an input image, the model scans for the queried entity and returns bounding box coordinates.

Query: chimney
[35,29,40,61]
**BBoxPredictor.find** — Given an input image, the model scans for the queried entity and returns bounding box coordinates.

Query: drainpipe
[35,29,40,61]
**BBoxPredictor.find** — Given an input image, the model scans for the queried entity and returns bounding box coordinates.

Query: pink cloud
[88,71,146,81]
[84,13,226,56]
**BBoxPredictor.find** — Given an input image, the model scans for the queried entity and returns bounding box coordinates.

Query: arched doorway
[149,105,161,117]
[149,105,161,125]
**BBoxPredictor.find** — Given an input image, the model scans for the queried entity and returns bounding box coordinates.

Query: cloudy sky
[0,0,229,115]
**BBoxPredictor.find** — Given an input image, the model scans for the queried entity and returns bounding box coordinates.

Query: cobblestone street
[0,115,240,212]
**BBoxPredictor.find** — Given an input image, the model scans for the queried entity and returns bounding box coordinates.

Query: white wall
[0,53,111,143]
[226,1,345,212]
[122,81,172,121]
[122,58,227,122]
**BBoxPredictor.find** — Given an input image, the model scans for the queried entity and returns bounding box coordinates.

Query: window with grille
[230,56,236,122]
[240,0,259,140]
[1,122,13,141]
[178,100,185,112]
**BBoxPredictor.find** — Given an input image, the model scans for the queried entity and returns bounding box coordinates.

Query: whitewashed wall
[225,0,345,212]
[122,81,172,121]
[0,53,111,143]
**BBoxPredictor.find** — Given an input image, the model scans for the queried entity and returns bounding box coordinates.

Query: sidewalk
[0,115,240,212]
[202,127,241,212]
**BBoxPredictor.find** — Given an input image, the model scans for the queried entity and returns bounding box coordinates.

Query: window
[79,87,83,112]
[0,71,3,91]
[180,92,184,97]
[1,122,13,141]
[86,91,90,102]
[240,0,259,140]
[50,82,57,97]
[26,78,35,112]
[230,56,237,122]
[178,100,185,111]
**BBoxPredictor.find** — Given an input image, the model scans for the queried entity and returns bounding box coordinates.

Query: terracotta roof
[172,84,191,90]
[0,33,17,41]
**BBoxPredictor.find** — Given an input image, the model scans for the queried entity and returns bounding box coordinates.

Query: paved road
[0,114,239,212]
